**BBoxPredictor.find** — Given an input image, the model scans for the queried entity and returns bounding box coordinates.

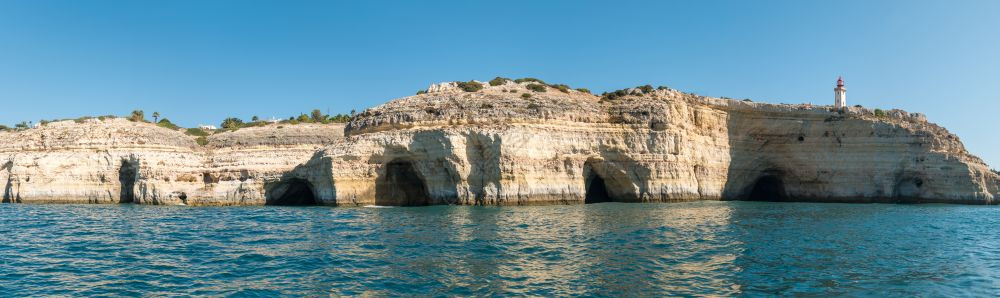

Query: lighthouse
[834,76,847,109]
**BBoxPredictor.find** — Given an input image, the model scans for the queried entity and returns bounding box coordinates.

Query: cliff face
[2,80,997,206]
[0,119,344,205]
[300,81,998,205]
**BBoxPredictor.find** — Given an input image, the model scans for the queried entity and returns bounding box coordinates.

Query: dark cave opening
[119,160,138,204]
[585,173,614,204]
[375,160,431,206]
[266,178,318,206]
[746,176,789,202]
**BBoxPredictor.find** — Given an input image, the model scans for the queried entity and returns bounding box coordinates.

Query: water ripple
[1,202,999,296]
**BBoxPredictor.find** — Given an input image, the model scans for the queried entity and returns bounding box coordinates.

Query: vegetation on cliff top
[600,84,670,101]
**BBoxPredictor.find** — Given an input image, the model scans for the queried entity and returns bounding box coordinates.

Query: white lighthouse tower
[834,76,847,109]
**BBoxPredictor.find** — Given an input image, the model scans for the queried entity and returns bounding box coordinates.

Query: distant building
[198,125,217,130]
[834,76,847,109]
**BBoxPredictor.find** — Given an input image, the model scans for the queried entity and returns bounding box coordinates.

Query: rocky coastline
[2,79,997,206]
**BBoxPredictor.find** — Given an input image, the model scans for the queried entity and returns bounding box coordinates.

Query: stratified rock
[1,80,997,206]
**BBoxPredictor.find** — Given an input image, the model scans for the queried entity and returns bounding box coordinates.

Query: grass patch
[185,128,210,137]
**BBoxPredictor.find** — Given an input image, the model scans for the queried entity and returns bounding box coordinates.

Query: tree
[251,115,260,122]
[297,114,311,123]
[221,117,244,130]
[15,121,28,129]
[311,109,325,122]
[129,110,145,122]
[152,111,160,123]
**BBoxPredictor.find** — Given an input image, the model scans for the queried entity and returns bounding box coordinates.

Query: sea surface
[1,201,999,296]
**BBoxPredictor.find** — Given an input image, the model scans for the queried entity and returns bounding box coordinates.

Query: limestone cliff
[1,79,997,206]
[0,119,343,205]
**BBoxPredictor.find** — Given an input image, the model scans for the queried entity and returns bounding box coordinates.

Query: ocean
[1,201,998,296]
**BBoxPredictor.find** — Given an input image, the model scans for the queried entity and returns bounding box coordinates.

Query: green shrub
[456,81,484,92]
[550,84,570,93]
[416,90,427,95]
[328,113,351,123]
[0,125,8,131]
[296,114,311,123]
[601,89,629,101]
[874,109,887,118]
[526,83,546,92]
[514,77,545,84]
[129,110,145,122]
[157,118,181,130]
[195,136,208,146]
[638,84,654,94]
[575,88,591,94]
[15,121,28,129]
[657,86,670,91]
[73,116,95,123]
[311,109,326,122]
[521,93,532,99]
[742,99,753,102]
[854,104,863,108]
[185,128,209,137]
[221,117,245,129]
[489,77,511,86]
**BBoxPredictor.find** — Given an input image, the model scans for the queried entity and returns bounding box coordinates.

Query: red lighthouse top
[837,76,844,88]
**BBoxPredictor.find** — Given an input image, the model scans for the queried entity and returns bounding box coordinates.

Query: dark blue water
[1,202,998,296]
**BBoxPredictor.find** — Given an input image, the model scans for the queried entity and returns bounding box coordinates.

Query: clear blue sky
[1,0,997,167]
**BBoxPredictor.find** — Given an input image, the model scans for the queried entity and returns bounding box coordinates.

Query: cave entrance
[894,177,923,202]
[266,178,318,206]
[585,173,615,204]
[375,159,430,206]
[746,175,788,201]
[119,160,139,203]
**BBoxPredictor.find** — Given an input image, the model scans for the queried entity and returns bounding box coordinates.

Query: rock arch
[118,159,139,203]
[375,158,431,206]
[265,178,318,206]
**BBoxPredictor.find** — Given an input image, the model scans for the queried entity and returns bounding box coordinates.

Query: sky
[0,0,997,167]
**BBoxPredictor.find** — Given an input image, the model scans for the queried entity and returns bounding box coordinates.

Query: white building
[834,76,847,109]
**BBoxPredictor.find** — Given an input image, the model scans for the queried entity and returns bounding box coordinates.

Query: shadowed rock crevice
[266,178,318,206]
[118,159,139,204]
[585,173,614,204]
[745,175,788,201]
[894,176,924,203]
[583,159,637,203]
[375,159,431,206]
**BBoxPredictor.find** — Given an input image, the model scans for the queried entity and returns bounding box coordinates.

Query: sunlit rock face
[0,119,344,205]
[1,80,997,206]
[299,82,998,205]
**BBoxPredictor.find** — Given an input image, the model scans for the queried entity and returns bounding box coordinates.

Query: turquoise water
[1,202,999,296]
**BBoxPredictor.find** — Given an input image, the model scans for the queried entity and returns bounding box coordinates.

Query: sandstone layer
[2,80,997,206]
